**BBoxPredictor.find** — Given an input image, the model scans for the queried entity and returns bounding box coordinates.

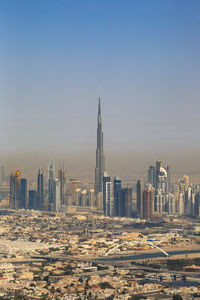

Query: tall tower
[58,168,65,206]
[95,98,105,197]
[20,178,27,209]
[103,172,112,216]
[48,160,55,205]
[113,177,122,217]
[136,179,144,219]
[37,168,44,210]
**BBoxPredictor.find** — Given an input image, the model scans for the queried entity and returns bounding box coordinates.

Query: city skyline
[1,1,200,176]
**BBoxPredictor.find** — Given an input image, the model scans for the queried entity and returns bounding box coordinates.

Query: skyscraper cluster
[8,99,199,219]
[137,160,200,219]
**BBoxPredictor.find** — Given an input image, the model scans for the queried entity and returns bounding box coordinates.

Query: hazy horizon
[1,1,200,178]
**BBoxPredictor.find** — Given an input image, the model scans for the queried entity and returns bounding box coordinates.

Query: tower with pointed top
[48,160,55,205]
[95,98,105,198]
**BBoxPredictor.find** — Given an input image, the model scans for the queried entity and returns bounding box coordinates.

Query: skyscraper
[103,172,112,216]
[95,98,105,198]
[69,178,80,205]
[20,178,27,209]
[37,168,44,210]
[113,177,122,217]
[9,172,15,209]
[148,166,156,187]
[118,188,132,218]
[143,183,155,220]
[53,179,60,212]
[58,167,65,206]
[48,160,55,204]
[136,179,144,218]
[29,190,37,210]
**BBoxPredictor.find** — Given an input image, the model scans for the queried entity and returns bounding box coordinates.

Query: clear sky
[1,0,200,177]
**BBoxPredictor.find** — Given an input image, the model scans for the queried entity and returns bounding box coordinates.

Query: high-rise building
[156,160,162,188]
[58,168,65,205]
[81,189,87,207]
[155,189,165,214]
[89,189,95,207]
[95,98,105,198]
[118,188,132,218]
[136,179,144,218]
[37,168,44,210]
[173,184,180,212]
[9,172,15,209]
[148,166,156,187]
[182,175,190,188]
[28,190,37,210]
[75,188,81,206]
[20,178,27,209]
[48,161,55,204]
[113,177,122,217]
[103,172,112,216]
[166,166,170,192]
[69,179,80,205]
[53,179,60,212]
[143,183,154,220]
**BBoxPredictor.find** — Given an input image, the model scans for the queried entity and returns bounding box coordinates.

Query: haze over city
[1,0,200,177]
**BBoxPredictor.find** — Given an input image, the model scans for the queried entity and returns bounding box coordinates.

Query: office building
[20,178,27,209]
[103,172,112,216]
[9,172,15,209]
[37,168,44,210]
[53,179,60,212]
[29,190,37,210]
[136,179,144,218]
[113,177,122,216]
[48,161,55,204]
[148,166,156,187]
[58,168,65,205]
[89,189,95,207]
[118,188,132,218]
[69,179,80,205]
[81,189,87,207]
[143,184,154,220]
[75,188,81,206]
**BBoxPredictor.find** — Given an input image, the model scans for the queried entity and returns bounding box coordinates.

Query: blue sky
[1,0,200,176]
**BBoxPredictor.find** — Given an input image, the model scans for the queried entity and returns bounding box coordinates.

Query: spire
[98,97,102,124]
[98,97,101,116]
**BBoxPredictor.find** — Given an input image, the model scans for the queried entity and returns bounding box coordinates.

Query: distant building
[81,189,87,207]
[75,188,81,206]
[113,177,122,217]
[48,161,55,204]
[53,179,60,212]
[136,179,144,218]
[37,168,44,210]
[9,170,21,209]
[89,189,95,207]
[58,168,65,205]
[118,188,132,218]
[103,172,112,216]
[95,98,105,201]
[143,184,154,220]
[9,172,15,209]
[69,179,80,205]
[28,190,37,209]
[148,166,156,187]
[20,178,27,209]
